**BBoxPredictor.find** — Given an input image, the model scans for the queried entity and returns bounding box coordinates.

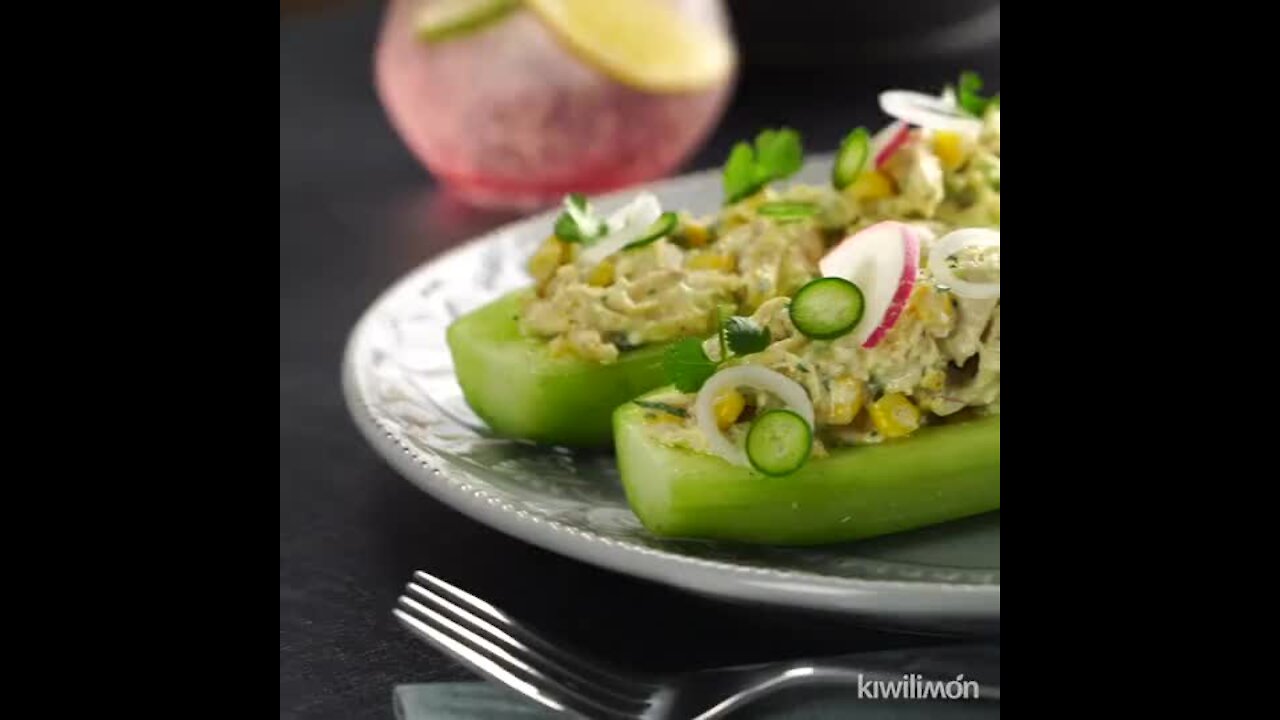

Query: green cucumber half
[614,387,1000,545]
[446,290,673,446]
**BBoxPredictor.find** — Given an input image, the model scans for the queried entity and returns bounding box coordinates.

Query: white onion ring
[928,228,1000,299]
[694,365,815,467]
[577,193,663,266]
[869,120,910,168]
[879,90,982,135]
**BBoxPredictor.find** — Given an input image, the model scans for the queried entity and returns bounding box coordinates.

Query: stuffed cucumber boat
[448,75,1000,447]
[614,217,1001,545]
[616,399,999,545]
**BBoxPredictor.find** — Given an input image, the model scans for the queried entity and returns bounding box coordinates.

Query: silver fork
[394,571,999,719]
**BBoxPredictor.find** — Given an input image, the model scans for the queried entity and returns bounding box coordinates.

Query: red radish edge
[875,123,913,168]
[861,224,920,348]
[819,222,921,349]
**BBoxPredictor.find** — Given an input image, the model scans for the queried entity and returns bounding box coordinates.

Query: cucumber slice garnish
[789,277,865,340]
[757,201,819,221]
[414,0,520,43]
[832,127,871,190]
[624,211,679,249]
[746,409,813,476]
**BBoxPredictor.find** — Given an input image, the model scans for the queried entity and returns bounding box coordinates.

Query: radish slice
[928,228,1000,299]
[819,222,921,348]
[879,90,982,135]
[577,192,663,266]
[694,365,815,468]
[871,121,912,169]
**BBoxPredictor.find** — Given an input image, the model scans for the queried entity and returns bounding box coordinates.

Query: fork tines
[395,571,655,719]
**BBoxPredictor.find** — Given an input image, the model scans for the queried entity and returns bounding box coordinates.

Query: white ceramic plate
[343,156,999,633]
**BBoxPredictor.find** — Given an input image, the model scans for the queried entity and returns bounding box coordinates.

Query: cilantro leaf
[956,71,998,117]
[553,193,606,243]
[724,316,772,356]
[754,128,803,181]
[663,338,718,393]
[722,127,805,204]
[554,212,586,243]
[714,303,735,361]
[722,142,758,205]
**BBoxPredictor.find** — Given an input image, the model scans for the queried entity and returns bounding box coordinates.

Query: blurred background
[281,0,1000,66]
[281,0,1000,217]
[281,3,997,717]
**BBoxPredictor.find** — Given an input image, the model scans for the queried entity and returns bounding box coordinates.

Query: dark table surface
[279,5,999,718]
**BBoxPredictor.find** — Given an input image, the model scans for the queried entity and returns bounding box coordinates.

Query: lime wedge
[523,0,736,92]
[414,0,520,42]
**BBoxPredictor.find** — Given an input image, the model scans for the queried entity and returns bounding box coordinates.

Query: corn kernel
[687,252,736,272]
[713,389,746,429]
[869,393,922,439]
[920,368,946,391]
[932,131,967,171]
[825,378,865,426]
[587,260,615,287]
[528,236,566,285]
[911,285,955,335]
[682,222,711,248]
[848,170,895,201]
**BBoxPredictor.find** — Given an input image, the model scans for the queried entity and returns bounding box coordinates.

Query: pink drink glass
[375,0,736,209]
